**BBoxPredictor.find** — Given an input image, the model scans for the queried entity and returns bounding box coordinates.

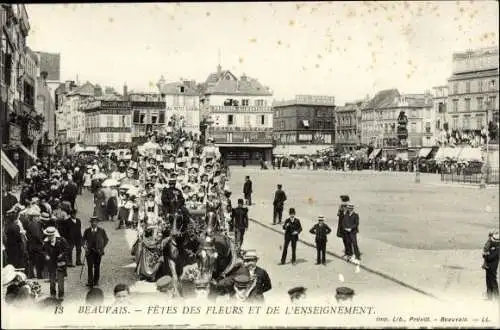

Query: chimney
[123,83,128,97]
[217,64,222,75]
[65,80,71,91]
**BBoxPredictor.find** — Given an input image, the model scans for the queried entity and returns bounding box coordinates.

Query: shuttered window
[159,111,165,124]
[133,110,140,123]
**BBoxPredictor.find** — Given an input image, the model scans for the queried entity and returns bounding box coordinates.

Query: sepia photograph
[1,1,499,328]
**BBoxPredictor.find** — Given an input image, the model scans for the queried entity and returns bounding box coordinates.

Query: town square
[1,2,499,329]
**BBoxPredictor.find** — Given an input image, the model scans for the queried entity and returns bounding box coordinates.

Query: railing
[209,105,273,113]
[440,168,499,184]
[208,127,272,132]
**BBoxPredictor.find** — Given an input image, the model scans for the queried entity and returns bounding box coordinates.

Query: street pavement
[227,166,499,303]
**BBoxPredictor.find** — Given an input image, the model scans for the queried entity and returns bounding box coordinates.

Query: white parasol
[94,172,108,180]
[119,183,135,191]
[102,178,120,187]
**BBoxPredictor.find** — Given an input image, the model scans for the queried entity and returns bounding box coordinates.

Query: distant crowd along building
[360,89,433,160]
[199,65,274,165]
[272,95,336,156]
[446,47,499,139]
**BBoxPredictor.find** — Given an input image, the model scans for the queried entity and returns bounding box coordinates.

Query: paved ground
[227,167,499,302]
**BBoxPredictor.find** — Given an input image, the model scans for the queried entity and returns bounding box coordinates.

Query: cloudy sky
[26,1,498,104]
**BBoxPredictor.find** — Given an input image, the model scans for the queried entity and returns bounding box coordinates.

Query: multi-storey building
[129,92,166,140]
[34,51,60,101]
[273,95,336,156]
[447,47,499,137]
[361,89,433,156]
[335,98,367,152]
[200,66,274,165]
[80,99,132,146]
[36,71,56,156]
[157,77,200,134]
[1,4,39,182]
[432,85,448,145]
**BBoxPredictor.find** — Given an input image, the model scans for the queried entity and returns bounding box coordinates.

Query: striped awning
[418,148,433,158]
[19,143,38,160]
[1,150,18,178]
[369,148,382,160]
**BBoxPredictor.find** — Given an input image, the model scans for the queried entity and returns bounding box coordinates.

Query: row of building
[54,46,497,165]
[1,4,59,182]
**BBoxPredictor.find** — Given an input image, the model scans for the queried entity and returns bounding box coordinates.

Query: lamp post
[480,99,492,189]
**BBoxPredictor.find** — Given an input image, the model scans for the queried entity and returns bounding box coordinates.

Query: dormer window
[179,86,185,93]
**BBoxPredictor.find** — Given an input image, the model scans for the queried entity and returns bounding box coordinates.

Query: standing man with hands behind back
[280,208,302,265]
[273,184,287,225]
[309,215,332,265]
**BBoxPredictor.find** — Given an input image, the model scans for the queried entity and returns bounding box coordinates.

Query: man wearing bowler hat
[280,208,302,265]
[342,202,361,265]
[42,226,69,300]
[82,216,109,287]
[337,195,351,259]
[309,215,332,265]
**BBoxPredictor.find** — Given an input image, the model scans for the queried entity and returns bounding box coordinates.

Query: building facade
[335,99,366,151]
[34,50,60,101]
[36,70,56,156]
[361,89,433,154]
[200,66,274,165]
[129,92,166,140]
[273,95,336,156]
[447,47,499,143]
[1,4,41,183]
[432,85,448,145]
[80,99,132,146]
[157,77,200,134]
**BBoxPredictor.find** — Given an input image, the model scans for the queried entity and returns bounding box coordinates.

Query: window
[463,115,470,129]
[410,122,417,133]
[133,110,140,123]
[436,119,440,129]
[478,80,483,92]
[244,115,250,127]
[465,98,471,111]
[260,115,265,125]
[465,81,470,93]
[477,97,483,111]
[452,117,459,129]
[226,132,233,143]
[280,121,285,129]
[425,122,431,133]
[106,115,112,127]
[490,79,496,90]
[151,115,158,124]
[453,82,458,94]
[101,133,107,143]
[476,115,484,129]
[179,86,185,93]
[125,116,130,127]
[488,96,496,108]
[228,114,234,125]
[452,99,458,112]
[242,99,249,106]
[139,113,145,124]
[159,111,165,124]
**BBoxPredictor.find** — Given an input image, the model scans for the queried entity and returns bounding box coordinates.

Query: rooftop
[273,95,336,107]
[157,78,199,96]
[201,67,272,96]
[34,51,60,81]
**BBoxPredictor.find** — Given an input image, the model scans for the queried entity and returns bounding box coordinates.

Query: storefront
[218,145,273,166]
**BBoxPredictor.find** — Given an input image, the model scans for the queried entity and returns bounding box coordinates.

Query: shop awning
[1,150,18,178]
[395,152,409,161]
[19,143,38,160]
[368,148,382,160]
[458,147,483,162]
[418,148,433,158]
[302,120,310,128]
[434,147,461,162]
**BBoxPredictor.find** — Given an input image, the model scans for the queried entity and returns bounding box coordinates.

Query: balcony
[209,105,273,113]
[165,105,198,111]
[207,127,273,145]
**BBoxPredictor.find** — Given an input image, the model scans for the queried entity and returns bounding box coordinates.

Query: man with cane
[82,216,109,287]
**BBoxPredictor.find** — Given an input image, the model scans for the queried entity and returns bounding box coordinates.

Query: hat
[118,161,126,167]
[156,276,173,291]
[2,265,18,286]
[491,231,499,242]
[237,198,244,204]
[207,137,215,143]
[340,195,350,203]
[289,208,296,215]
[40,212,50,221]
[318,215,325,221]
[43,226,57,236]
[233,274,251,289]
[90,216,99,222]
[194,278,210,289]
[145,182,154,188]
[243,250,258,261]
[345,202,354,209]
[288,286,307,296]
[335,287,355,298]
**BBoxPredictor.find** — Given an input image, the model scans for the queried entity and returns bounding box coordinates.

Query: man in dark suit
[61,177,78,211]
[231,199,249,251]
[280,208,302,265]
[2,185,18,217]
[309,215,332,265]
[25,211,45,279]
[42,226,69,300]
[67,209,83,267]
[272,184,287,225]
[337,195,350,259]
[82,216,109,287]
[243,176,253,206]
[243,250,272,303]
[342,202,361,264]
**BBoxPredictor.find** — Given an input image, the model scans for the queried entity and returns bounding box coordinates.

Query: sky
[26,1,498,104]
